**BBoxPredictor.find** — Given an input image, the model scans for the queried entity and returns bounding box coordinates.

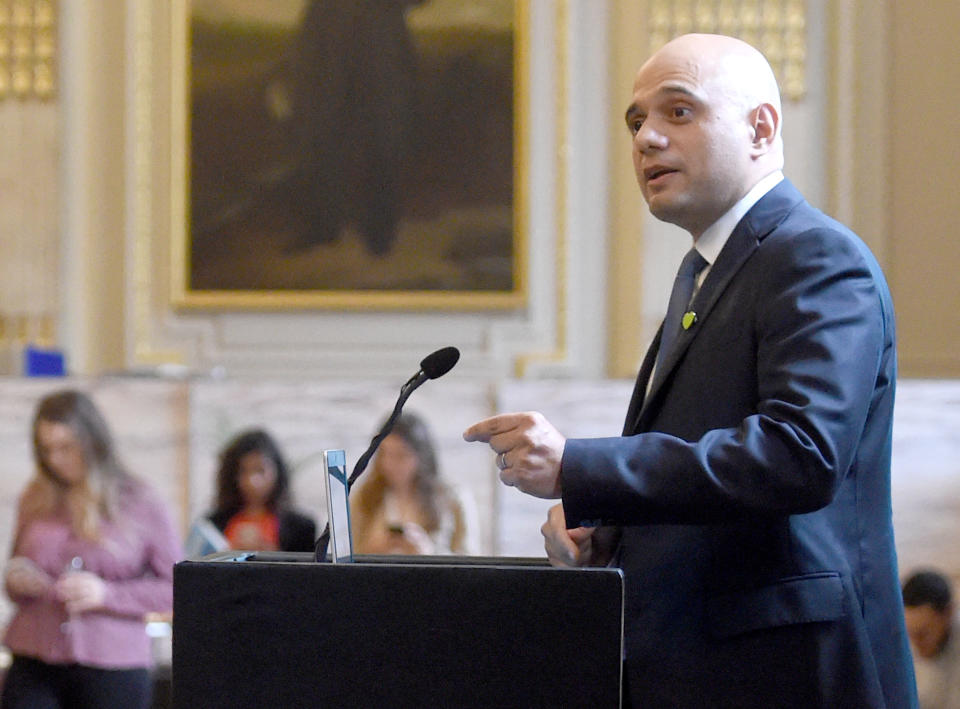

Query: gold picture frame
[171,0,527,310]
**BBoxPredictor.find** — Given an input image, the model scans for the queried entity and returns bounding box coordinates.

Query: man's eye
[671,106,691,119]
[629,118,644,135]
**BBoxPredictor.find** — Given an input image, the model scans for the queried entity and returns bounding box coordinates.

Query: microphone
[314,347,460,561]
[400,346,460,393]
[351,347,459,489]
[420,346,460,380]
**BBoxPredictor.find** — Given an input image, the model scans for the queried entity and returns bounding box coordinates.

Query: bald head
[647,34,782,128]
[626,34,784,237]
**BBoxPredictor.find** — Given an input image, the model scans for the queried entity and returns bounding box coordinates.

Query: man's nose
[634,121,668,152]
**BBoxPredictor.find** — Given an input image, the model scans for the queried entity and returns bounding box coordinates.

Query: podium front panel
[173,554,623,708]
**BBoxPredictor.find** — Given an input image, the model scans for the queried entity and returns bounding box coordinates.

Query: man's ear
[750,102,779,154]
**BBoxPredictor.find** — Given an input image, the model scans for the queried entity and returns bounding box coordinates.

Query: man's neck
[691,170,785,244]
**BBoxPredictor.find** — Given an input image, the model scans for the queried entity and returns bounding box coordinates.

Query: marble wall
[890,380,960,580]
[1,376,959,629]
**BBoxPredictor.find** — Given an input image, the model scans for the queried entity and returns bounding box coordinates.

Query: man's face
[904,604,952,659]
[625,47,755,238]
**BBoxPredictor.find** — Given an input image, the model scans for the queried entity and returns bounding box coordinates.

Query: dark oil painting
[185,0,519,306]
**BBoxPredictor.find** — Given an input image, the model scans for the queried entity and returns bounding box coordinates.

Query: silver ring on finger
[497,451,508,470]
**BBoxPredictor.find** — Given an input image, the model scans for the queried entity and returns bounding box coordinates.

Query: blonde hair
[19,390,132,542]
[352,412,446,533]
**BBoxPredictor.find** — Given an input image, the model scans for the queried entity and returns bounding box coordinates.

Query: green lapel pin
[681,311,697,330]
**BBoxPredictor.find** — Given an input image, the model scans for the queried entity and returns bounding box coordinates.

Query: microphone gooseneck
[314,347,460,561]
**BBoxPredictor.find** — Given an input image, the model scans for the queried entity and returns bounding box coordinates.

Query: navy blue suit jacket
[562,180,917,708]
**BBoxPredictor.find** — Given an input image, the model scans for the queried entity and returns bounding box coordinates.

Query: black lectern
[173,553,623,708]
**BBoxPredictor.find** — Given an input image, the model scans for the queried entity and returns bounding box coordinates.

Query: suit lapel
[630,179,805,433]
[622,327,661,435]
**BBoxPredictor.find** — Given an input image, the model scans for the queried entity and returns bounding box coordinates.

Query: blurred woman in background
[2,389,181,709]
[206,429,316,553]
[352,412,478,555]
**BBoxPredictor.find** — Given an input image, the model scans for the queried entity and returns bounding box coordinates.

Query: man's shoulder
[761,201,878,271]
[746,202,893,318]
[753,180,859,243]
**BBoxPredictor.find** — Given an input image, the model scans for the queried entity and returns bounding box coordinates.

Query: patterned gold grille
[0,0,57,101]
[648,0,806,100]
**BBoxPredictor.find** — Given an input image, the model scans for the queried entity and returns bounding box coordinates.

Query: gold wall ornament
[0,0,57,101]
[648,0,807,101]
[0,0,60,362]
[0,4,8,99]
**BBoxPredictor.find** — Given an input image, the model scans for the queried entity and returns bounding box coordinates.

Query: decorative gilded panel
[648,0,806,100]
[0,0,56,101]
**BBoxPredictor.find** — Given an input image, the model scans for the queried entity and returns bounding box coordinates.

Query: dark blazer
[562,180,917,708]
[209,509,317,553]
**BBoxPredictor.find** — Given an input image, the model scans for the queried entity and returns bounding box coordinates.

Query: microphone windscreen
[420,346,460,380]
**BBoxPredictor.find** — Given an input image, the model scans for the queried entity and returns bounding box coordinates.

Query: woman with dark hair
[2,389,181,709]
[351,412,477,555]
[206,429,316,552]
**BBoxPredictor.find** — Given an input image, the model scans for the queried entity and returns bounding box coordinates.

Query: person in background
[2,389,181,709]
[352,412,478,555]
[903,569,960,709]
[206,429,316,553]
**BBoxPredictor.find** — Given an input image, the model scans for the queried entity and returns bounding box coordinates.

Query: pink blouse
[3,480,182,669]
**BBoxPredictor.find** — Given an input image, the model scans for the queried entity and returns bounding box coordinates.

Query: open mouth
[645,166,677,182]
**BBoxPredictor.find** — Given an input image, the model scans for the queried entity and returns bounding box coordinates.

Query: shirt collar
[694,170,784,265]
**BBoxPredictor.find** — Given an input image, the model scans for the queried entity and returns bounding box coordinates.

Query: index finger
[462,412,529,442]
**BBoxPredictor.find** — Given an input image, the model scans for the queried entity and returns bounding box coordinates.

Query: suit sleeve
[561,226,892,527]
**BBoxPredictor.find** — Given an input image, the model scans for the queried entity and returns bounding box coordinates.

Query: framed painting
[171,0,526,310]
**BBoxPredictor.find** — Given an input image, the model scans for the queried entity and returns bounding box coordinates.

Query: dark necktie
[657,247,708,370]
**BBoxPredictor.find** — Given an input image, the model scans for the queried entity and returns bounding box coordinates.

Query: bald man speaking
[465,34,917,707]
